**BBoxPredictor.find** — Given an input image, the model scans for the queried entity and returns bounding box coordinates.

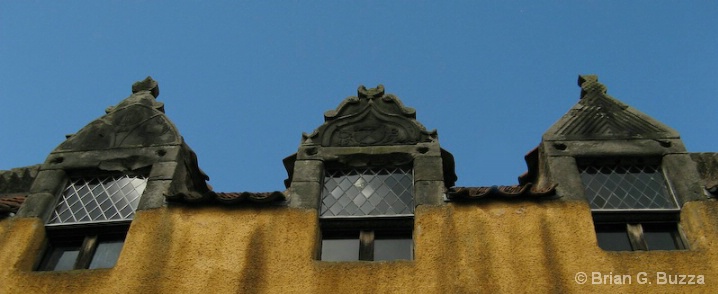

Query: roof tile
[0,194,26,218]
[215,191,286,204]
[447,184,556,200]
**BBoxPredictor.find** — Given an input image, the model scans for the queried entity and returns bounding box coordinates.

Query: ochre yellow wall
[1,201,716,293]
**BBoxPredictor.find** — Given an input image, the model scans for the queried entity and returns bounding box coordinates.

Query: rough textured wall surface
[1,201,716,293]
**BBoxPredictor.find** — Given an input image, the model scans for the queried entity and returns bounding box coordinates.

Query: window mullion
[75,235,99,269]
[358,230,374,261]
[626,223,648,251]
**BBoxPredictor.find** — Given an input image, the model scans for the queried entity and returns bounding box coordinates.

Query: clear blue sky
[1,2,716,192]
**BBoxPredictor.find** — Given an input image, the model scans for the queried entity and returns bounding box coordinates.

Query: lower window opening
[37,223,129,271]
[594,222,686,251]
[319,218,413,261]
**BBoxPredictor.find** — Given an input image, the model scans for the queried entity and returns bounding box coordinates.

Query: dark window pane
[595,224,632,251]
[321,239,360,261]
[41,246,80,271]
[54,249,80,271]
[89,240,125,269]
[643,224,683,250]
[374,238,413,261]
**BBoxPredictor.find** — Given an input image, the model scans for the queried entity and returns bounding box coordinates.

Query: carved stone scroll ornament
[302,85,437,147]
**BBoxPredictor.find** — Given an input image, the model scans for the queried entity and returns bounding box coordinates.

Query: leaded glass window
[319,166,414,261]
[579,162,678,211]
[49,175,147,225]
[321,167,413,217]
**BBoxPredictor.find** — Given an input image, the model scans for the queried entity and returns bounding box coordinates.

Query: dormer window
[17,77,214,271]
[319,165,414,261]
[283,85,454,261]
[578,158,687,251]
[37,175,147,271]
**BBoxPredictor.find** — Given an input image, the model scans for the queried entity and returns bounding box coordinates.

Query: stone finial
[132,76,160,98]
[358,85,385,99]
[578,74,607,98]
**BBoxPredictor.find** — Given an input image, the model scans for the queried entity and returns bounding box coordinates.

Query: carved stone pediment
[545,75,678,141]
[302,85,437,147]
[56,77,180,152]
[49,77,214,203]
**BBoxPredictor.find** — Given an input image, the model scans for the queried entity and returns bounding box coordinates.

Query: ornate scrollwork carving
[303,85,437,147]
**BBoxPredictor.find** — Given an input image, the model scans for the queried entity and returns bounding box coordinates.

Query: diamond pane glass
[321,167,413,216]
[49,175,147,224]
[579,163,678,210]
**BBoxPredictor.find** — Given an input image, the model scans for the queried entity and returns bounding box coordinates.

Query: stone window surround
[540,138,705,206]
[14,146,188,271]
[17,146,188,222]
[538,137,706,253]
[15,146,193,272]
[287,143,449,210]
[285,142,449,262]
